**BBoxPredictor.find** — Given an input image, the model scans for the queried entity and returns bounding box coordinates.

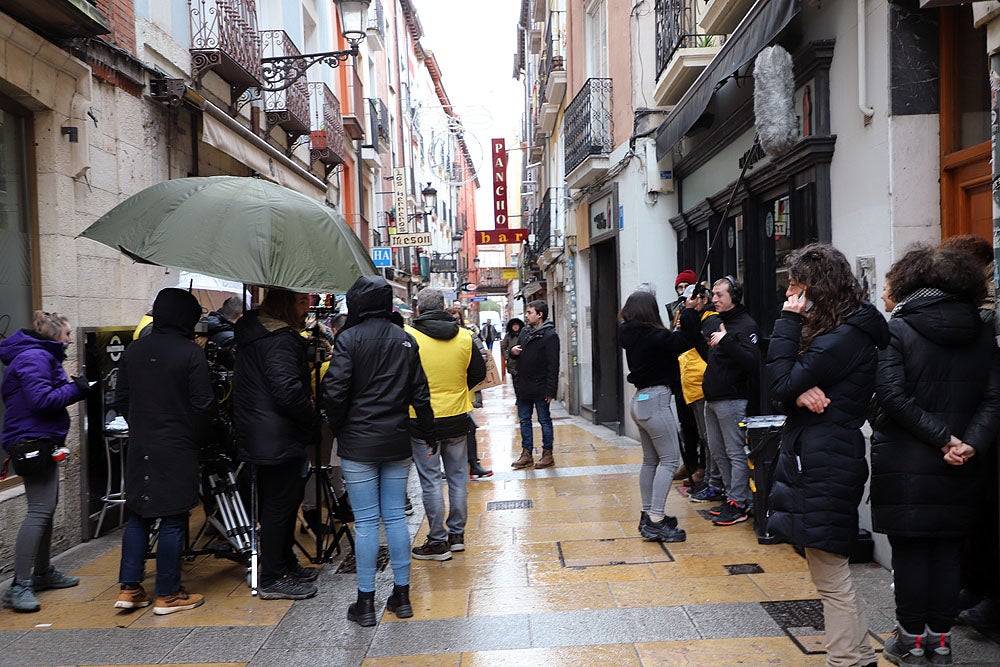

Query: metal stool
[94,429,128,538]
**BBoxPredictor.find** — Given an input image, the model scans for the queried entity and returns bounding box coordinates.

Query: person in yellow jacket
[406,288,486,560]
[677,286,726,504]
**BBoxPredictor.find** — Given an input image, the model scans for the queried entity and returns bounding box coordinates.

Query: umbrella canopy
[80,176,377,293]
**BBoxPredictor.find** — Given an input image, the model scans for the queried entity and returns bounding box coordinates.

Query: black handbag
[8,437,56,477]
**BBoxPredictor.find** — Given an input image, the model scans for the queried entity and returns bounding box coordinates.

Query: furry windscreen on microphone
[753,46,798,156]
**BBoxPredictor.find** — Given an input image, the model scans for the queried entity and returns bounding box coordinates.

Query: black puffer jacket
[871,294,1000,537]
[322,276,434,462]
[233,309,316,465]
[696,304,761,401]
[766,303,889,556]
[115,289,217,518]
[618,308,699,389]
[513,320,560,400]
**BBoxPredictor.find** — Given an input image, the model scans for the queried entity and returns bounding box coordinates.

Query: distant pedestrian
[618,289,697,543]
[500,318,524,381]
[479,319,499,351]
[510,301,560,469]
[445,306,492,480]
[407,289,485,560]
[766,245,888,666]
[0,311,88,613]
[692,277,760,526]
[323,276,435,626]
[113,289,217,615]
[871,244,1000,666]
[234,289,320,601]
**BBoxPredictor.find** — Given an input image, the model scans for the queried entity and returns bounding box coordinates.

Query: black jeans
[256,457,307,587]
[889,534,962,634]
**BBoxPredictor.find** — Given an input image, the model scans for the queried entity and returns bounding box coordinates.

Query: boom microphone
[753,45,798,156]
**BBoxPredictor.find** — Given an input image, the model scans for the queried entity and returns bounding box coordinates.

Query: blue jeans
[517,397,553,451]
[119,513,187,596]
[341,457,412,593]
[411,434,468,543]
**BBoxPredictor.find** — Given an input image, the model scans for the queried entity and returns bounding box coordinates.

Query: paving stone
[248,647,368,666]
[0,627,190,666]
[0,631,26,651]
[529,607,699,647]
[162,625,272,663]
[366,614,533,656]
[263,601,378,649]
[685,601,784,639]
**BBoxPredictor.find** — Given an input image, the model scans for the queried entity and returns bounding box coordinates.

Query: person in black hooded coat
[114,288,216,614]
[870,244,1000,665]
[766,245,888,667]
[233,288,319,600]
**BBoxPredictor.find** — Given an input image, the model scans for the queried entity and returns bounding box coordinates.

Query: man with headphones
[694,276,761,527]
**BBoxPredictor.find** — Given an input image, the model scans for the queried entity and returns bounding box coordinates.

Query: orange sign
[475,229,527,245]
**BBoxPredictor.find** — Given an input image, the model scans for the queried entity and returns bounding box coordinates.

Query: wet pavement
[2,368,1000,666]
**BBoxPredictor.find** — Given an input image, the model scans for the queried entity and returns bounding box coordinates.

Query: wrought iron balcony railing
[260,30,310,137]
[533,187,555,255]
[477,267,508,289]
[308,82,348,170]
[564,78,613,175]
[654,0,724,78]
[368,0,384,34]
[367,97,390,146]
[190,0,262,97]
[538,10,565,105]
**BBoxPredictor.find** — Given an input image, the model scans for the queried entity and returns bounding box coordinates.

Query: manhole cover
[336,545,389,574]
[724,563,765,575]
[557,537,674,567]
[760,599,825,632]
[487,499,533,510]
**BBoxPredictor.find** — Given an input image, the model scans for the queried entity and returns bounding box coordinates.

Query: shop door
[590,238,622,434]
[940,6,991,241]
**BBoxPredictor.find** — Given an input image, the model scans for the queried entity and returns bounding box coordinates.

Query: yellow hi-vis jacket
[678,310,716,405]
[405,325,474,419]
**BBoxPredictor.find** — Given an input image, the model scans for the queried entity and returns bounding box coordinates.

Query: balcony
[533,188,554,256]
[699,0,755,35]
[367,97,390,149]
[537,11,566,135]
[532,0,546,24]
[529,25,543,54]
[190,0,262,98]
[652,0,724,106]
[342,63,365,141]
[260,30,310,138]
[564,78,613,190]
[0,0,110,37]
[308,82,348,173]
[366,0,385,52]
[477,267,509,290]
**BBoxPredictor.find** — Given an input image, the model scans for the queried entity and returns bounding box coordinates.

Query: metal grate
[760,599,825,632]
[486,499,534,511]
[724,563,765,575]
[336,545,390,574]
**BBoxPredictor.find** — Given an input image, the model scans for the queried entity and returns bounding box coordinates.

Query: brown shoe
[114,585,151,609]
[691,468,706,485]
[673,464,689,481]
[153,588,204,615]
[511,449,534,469]
[535,450,554,469]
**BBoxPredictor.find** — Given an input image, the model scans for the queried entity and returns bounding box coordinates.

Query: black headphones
[721,275,743,305]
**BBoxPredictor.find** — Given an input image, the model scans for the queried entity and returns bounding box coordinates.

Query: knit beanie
[675,269,697,288]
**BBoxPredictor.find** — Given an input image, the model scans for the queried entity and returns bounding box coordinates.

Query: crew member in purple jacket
[0,311,88,612]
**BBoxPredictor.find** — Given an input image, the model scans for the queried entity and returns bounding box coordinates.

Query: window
[585,0,608,79]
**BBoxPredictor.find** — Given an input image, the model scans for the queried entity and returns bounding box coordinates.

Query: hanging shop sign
[391,232,431,247]
[430,258,458,273]
[492,138,508,229]
[392,167,409,234]
[476,229,528,245]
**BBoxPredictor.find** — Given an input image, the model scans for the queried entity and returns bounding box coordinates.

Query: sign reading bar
[392,167,409,234]
[491,138,508,229]
[475,229,527,245]
[371,247,392,267]
[391,232,431,247]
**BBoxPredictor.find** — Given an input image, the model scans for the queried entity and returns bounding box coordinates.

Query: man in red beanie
[667,270,698,328]
[666,270,703,487]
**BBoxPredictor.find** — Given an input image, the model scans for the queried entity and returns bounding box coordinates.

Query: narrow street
[1,374,999,666]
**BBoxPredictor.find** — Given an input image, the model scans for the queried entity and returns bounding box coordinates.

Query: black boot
[386,583,413,618]
[347,589,377,626]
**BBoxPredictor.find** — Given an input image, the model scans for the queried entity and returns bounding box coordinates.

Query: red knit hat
[675,269,697,288]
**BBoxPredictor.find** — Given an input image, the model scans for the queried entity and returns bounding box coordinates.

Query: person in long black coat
[234,289,320,600]
[766,244,888,667]
[114,288,216,614]
[871,244,1000,666]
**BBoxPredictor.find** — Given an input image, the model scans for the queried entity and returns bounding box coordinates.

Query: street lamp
[420,183,437,218]
[260,0,372,91]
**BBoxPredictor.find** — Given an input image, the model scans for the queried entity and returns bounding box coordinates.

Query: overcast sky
[413,0,524,239]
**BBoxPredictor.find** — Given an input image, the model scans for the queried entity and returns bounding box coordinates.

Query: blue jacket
[0,329,86,450]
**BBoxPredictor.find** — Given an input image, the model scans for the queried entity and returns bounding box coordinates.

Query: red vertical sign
[492,138,508,229]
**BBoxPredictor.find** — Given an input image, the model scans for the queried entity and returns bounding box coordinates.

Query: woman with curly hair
[766,243,889,667]
[871,244,1000,666]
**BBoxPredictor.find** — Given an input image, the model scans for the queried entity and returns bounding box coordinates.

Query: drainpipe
[857,0,875,120]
